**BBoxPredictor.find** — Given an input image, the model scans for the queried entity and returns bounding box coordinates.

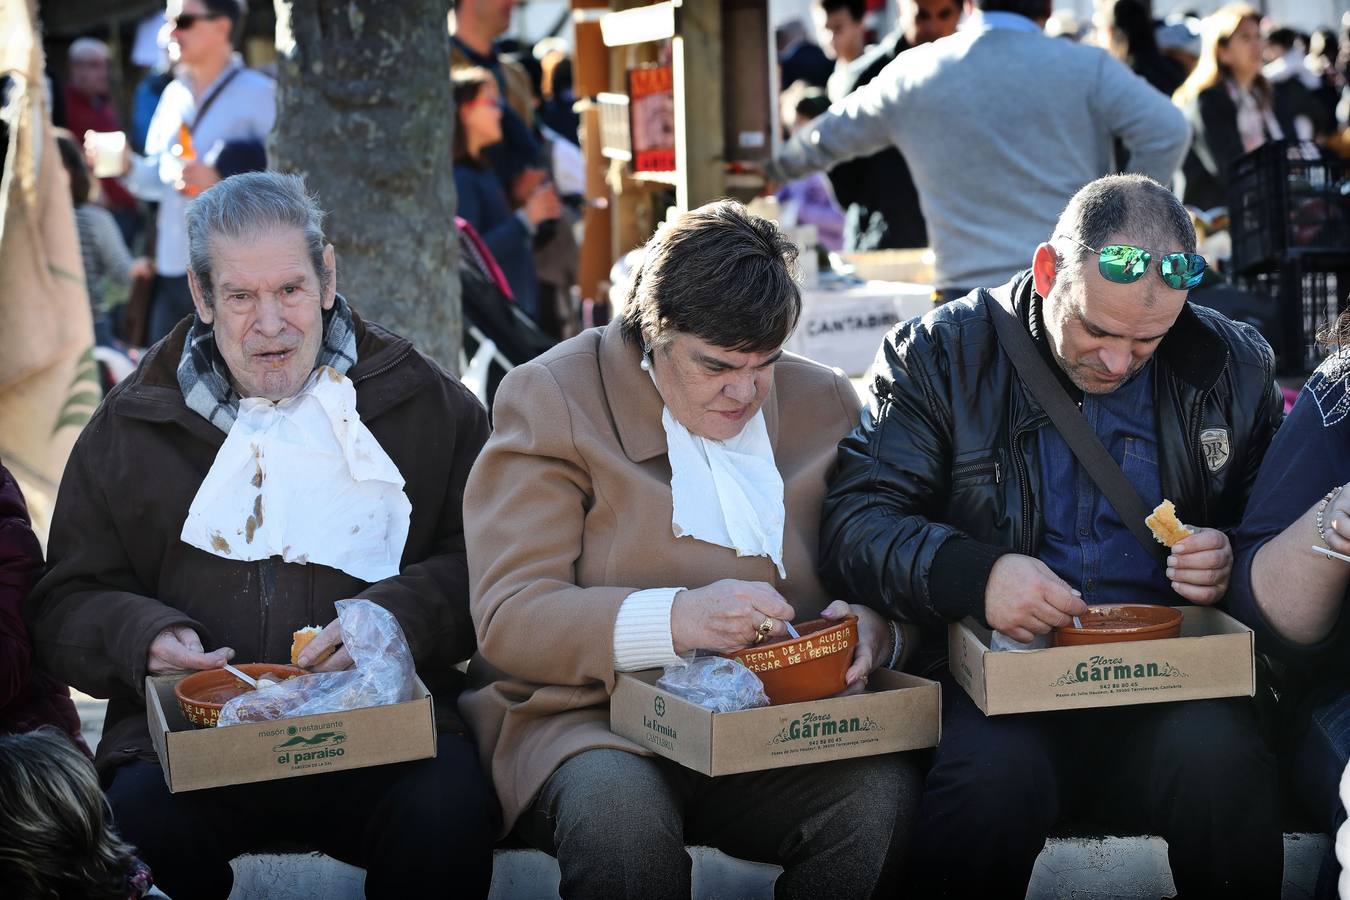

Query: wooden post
[671,0,723,211]
[572,0,612,318]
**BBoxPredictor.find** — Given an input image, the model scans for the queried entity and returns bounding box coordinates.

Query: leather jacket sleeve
[819,322,1005,627]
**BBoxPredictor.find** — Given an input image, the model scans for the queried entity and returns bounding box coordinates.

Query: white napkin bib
[180,366,412,582]
[660,403,787,578]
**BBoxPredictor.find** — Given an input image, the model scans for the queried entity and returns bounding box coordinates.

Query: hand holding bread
[292,619,353,671]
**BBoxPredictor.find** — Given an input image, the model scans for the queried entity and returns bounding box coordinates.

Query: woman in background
[452,67,560,325]
[1172,4,1291,210]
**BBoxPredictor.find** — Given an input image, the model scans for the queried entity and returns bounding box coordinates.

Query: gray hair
[1052,174,1197,284]
[68,38,109,62]
[186,171,329,306]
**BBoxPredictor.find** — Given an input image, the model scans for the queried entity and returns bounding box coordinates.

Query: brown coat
[25,311,489,777]
[460,325,862,833]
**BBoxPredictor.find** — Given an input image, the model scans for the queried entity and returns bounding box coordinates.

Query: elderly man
[26,172,495,900]
[820,175,1284,897]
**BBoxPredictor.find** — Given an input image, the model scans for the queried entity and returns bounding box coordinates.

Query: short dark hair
[1053,174,1197,281]
[52,128,91,206]
[794,86,831,121]
[976,0,1052,20]
[820,0,866,20]
[202,0,242,27]
[619,200,801,354]
[1265,27,1301,52]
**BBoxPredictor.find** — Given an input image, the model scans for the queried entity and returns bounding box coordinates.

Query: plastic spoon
[222,663,258,689]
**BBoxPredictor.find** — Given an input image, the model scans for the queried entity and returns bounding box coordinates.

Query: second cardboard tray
[949,606,1255,716]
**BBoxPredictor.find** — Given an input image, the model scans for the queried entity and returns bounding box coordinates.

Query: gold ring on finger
[757,617,775,637]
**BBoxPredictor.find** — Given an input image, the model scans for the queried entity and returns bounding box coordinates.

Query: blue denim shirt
[1036,360,1174,603]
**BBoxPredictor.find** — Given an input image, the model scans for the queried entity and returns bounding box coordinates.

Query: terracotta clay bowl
[729,615,859,705]
[1051,604,1183,648]
[174,663,306,728]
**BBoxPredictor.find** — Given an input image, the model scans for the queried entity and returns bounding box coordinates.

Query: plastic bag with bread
[219,600,416,726]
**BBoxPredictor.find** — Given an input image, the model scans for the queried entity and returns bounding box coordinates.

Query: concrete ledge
[227,833,1329,899]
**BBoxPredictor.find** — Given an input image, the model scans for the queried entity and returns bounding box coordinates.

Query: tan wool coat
[459,324,863,833]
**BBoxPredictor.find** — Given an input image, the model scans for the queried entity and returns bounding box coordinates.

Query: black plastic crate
[1228,142,1350,275]
[1238,263,1350,374]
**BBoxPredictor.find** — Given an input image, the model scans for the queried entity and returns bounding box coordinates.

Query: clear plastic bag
[989,631,1049,652]
[654,656,771,713]
[218,599,417,726]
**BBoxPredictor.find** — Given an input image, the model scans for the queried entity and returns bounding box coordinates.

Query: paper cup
[87,130,126,178]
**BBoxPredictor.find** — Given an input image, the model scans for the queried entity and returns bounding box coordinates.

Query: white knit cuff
[612,587,685,672]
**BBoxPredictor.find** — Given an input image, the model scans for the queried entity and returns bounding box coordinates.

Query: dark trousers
[909,672,1283,899]
[1289,690,1350,899]
[147,274,194,346]
[105,732,497,900]
[516,747,920,900]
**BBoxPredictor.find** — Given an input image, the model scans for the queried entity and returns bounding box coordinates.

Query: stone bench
[228,832,1329,899]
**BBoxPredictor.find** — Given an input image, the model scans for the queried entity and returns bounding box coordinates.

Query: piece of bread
[290,626,335,667]
[1145,500,1193,547]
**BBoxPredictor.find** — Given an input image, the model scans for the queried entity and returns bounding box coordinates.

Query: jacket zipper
[1189,388,1212,524]
[257,559,270,656]
[351,346,413,385]
[1187,350,1227,524]
[952,459,1002,481]
[1012,424,1038,555]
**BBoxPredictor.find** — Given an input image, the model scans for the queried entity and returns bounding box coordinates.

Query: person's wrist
[884,620,903,670]
[1317,486,1345,546]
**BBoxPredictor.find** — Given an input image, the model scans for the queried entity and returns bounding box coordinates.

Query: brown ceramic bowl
[729,615,858,705]
[1051,604,1183,648]
[174,663,306,728]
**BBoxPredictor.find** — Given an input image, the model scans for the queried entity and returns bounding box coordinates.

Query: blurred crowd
[40,0,589,397]
[772,0,1349,265]
[39,0,1350,396]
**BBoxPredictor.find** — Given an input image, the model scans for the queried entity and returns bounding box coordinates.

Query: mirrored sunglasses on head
[1056,235,1206,291]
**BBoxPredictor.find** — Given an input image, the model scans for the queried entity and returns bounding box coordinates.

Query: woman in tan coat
[461,201,920,898]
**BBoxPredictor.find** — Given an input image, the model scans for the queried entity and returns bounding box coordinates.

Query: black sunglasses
[1056,234,1207,291]
[173,12,225,30]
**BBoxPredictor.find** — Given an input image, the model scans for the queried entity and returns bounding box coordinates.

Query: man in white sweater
[767,0,1191,299]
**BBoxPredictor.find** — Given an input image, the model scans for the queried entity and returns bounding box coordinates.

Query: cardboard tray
[610,667,940,777]
[146,674,436,792]
[949,606,1255,716]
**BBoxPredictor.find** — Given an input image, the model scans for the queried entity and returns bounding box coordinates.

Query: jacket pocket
[952,449,1003,485]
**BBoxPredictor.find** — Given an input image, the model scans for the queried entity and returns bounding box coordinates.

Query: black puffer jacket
[819,271,1283,675]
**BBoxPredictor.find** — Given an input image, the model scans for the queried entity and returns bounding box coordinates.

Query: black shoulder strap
[984,291,1169,565]
[188,67,243,136]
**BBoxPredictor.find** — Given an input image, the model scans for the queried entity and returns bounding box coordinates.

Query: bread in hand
[1145,500,1193,547]
[290,626,335,667]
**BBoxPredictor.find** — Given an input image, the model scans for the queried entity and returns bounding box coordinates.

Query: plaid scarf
[178,293,359,433]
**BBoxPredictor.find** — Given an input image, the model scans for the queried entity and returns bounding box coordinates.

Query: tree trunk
[271,0,460,372]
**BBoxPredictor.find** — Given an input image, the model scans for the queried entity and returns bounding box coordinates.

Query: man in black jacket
[823,0,963,251]
[820,175,1284,897]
